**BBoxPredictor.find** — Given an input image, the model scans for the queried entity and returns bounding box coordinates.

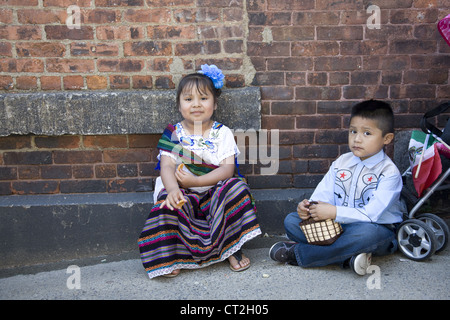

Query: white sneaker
[350,253,372,276]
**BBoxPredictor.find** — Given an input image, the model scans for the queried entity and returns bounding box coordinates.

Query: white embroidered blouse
[154,121,239,201]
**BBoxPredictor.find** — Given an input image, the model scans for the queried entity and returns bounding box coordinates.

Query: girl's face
[179,84,216,129]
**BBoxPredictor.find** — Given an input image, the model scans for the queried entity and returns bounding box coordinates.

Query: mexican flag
[408,130,442,197]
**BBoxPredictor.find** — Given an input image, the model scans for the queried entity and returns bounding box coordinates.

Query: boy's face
[348,116,394,161]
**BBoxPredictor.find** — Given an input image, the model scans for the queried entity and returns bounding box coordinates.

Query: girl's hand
[160,188,186,211]
[308,201,337,221]
[175,166,199,189]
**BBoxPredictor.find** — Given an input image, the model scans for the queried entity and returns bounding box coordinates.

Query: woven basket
[299,218,343,246]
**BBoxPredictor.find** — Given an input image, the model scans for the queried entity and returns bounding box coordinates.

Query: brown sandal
[229,250,251,272]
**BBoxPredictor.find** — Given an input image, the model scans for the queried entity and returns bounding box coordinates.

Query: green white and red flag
[408,130,442,197]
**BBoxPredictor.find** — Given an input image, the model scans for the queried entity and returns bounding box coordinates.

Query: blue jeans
[284,212,398,268]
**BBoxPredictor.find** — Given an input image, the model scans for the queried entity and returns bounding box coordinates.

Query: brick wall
[1,0,449,195]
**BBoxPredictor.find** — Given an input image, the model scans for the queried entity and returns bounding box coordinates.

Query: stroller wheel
[397,219,437,261]
[417,213,449,253]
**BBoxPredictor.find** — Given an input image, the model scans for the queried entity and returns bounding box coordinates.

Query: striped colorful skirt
[137,177,261,279]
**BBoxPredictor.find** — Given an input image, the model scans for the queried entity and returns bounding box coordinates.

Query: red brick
[154,76,174,89]
[247,42,290,57]
[63,75,84,90]
[104,149,151,163]
[1,59,45,73]
[83,135,128,149]
[295,87,341,100]
[96,26,145,40]
[261,115,295,130]
[267,58,313,71]
[273,26,315,41]
[41,165,72,179]
[0,42,12,56]
[95,164,116,178]
[391,40,437,54]
[40,76,61,90]
[107,178,152,193]
[16,42,66,57]
[0,9,13,24]
[123,41,173,56]
[85,9,119,24]
[132,75,153,89]
[0,167,17,180]
[117,164,138,177]
[0,136,31,150]
[260,86,294,100]
[148,58,172,72]
[123,9,171,23]
[175,41,220,56]
[148,25,196,40]
[314,57,362,71]
[45,25,94,40]
[148,0,194,6]
[271,101,316,115]
[0,76,13,90]
[72,165,94,179]
[43,0,91,6]
[110,75,130,89]
[98,59,144,72]
[47,58,95,73]
[70,42,119,56]
[224,74,245,88]
[128,134,159,148]
[96,0,144,6]
[86,76,108,90]
[17,9,65,24]
[53,151,102,164]
[35,136,80,149]
[15,76,37,90]
[0,25,42,40]
[60,180,106,193]
[267,0,314,10]
[3,151,52,165]
[296,11,340,25]
[18,166,40,180]
[316,0,364,10]
[12,181,59,195]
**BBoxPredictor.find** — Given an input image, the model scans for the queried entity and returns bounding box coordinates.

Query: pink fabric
[438,14,450,47]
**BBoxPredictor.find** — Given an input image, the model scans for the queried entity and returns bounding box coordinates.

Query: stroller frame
[396,103,450,261]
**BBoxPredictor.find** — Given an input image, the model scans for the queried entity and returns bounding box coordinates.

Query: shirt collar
[348,149,385,168]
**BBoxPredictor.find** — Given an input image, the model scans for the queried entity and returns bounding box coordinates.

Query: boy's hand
[297,199,313,220]
[308,201,337,221]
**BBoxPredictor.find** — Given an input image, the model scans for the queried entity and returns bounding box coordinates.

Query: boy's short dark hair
[350,99,394,135]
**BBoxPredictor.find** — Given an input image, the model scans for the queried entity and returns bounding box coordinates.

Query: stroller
[396,102,450,261]
[395,14,450,261]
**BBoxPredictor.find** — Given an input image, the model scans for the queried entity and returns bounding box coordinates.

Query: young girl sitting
[138,65,261,278]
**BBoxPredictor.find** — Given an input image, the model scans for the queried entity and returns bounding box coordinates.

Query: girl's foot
[163,269,180,278]
[228,250,251,272]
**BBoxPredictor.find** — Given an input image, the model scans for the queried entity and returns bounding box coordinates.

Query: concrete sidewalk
[0,235,448,301]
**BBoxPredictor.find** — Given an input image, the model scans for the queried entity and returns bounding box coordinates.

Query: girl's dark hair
[350,99,394,135]
[176,73,222,107]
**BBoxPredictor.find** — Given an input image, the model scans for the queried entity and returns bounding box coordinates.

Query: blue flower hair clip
[199,64,224,89]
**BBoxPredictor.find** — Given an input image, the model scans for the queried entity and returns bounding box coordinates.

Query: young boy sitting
[269,100,405,275]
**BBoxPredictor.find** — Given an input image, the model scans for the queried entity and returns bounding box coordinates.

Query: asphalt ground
[0,235,448,303]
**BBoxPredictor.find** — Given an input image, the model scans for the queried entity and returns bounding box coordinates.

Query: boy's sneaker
[350,253,372,275]
[269,241,297,265]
